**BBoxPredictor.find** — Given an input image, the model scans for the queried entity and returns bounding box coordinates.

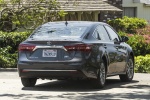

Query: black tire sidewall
[97,61,106,88]
[21,78,37,87]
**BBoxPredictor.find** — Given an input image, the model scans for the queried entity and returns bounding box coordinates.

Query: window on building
[123,7,137,17]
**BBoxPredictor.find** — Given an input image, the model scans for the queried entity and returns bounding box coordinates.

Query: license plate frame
[42,49,57,57]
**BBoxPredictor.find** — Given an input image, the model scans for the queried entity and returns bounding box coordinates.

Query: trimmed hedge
[135,55,150,73]
[108,16,148,33]
[0,46,17,68]
[0,31,30,68]
[127,35,150,56]
[0,31,30,52]
[118,32,150,56]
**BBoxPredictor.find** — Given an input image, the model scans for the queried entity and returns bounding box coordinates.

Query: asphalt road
[0,71,150,100]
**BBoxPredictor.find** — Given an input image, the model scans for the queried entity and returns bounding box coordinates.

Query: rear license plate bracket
[42,49,57,57]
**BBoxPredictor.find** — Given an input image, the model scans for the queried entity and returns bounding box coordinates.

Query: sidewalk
[0,68,17,72]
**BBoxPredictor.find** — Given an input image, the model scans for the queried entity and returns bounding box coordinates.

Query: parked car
[17,21,134,88]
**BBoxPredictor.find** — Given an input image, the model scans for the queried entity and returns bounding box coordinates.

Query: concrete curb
[0,68,17,72]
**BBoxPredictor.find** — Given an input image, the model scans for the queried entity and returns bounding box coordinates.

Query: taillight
[18,44,36,51]
[64,44,92,52]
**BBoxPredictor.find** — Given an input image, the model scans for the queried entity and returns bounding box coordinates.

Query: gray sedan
[17,21,134,88]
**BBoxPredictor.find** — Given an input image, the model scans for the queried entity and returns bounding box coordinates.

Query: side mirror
[121,36,129,42]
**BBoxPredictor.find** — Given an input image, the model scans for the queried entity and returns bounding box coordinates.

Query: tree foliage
[0,0,66,31]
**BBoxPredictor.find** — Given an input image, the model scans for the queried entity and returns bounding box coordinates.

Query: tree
[0,0,66,31]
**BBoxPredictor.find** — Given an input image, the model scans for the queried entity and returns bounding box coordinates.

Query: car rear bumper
[17,61,97,79]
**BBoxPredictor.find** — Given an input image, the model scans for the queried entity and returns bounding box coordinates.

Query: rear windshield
[30,25,88,39]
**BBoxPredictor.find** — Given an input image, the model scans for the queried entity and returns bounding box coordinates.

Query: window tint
[97,25,110,41]
[105,25,120,42]
[93,30,100,40]
[92,25,110,40]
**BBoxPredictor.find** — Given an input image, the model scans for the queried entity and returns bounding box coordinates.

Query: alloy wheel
[99,63,106,85]
[119,56,134,82]
[127,59,134,79]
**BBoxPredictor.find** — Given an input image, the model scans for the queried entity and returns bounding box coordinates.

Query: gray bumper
[17,61,97,79]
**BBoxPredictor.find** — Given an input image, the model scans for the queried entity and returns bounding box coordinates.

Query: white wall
[123,0,150,24]
[133,0,150,4]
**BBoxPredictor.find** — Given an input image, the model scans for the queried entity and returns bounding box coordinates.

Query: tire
[93,60,106,89]
[119,56,134,82]
[21,78,37,87]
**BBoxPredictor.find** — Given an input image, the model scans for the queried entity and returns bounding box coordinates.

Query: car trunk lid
[19,39,91,62]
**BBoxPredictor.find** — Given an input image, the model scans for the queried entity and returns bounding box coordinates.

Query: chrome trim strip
[22,69,77,72]
[33,46,67,51]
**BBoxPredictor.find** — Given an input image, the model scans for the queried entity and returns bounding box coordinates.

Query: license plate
[42,49,57,57]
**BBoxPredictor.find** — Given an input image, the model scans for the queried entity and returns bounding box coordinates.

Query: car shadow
[22,78,140,92]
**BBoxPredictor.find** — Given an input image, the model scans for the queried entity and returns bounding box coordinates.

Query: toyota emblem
[47,41,51,45]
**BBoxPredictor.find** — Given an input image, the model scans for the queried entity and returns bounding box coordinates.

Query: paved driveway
[0,71,150,100]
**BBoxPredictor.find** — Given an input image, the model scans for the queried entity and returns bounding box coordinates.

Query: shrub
[136,25,150,35]
[108,16,148,33]
[0,31,30,68]
[0,46,17,68]
[0,31,30,52]
[135,26,150,44]
[118,32,150,56]
[135,55,150,73]
[127,35,150,56]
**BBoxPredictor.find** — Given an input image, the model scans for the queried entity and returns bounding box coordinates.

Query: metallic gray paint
[17,21,134,80]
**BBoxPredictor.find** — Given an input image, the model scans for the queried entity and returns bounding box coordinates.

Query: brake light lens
[18,44,36,51]
[64,44,92,52]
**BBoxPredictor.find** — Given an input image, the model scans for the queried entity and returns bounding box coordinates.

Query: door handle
[116,47,119,49]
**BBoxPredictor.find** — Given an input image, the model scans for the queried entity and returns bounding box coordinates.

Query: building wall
[123,0,150,23]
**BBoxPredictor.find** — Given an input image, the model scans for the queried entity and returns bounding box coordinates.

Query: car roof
[41,21,107,27]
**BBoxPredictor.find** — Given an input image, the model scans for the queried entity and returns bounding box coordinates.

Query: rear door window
[93,25,110,41]
[97,25,110,41]
[104,25,120,42]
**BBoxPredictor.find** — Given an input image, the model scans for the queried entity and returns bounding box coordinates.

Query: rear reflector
[64,44,92,52]
[18,44,36,51]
